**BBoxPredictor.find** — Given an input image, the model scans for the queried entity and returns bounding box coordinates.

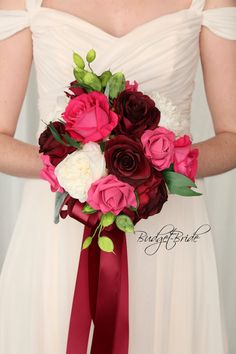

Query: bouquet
[39,48,200,253]
[38,49,201,354]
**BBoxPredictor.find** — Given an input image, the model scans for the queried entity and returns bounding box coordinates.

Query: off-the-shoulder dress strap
[190,0,206,11]
[26,0,43,10]
[202,7,236,40]
[0,0,44,40]
[190,0,236,40]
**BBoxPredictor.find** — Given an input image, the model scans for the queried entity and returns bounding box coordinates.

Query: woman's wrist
[0,134,43,179]
[192,131,236,178]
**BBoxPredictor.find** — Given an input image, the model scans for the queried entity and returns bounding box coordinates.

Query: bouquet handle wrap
[60,197,129,354]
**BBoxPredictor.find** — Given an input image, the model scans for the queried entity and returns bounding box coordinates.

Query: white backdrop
[0,62,235,353]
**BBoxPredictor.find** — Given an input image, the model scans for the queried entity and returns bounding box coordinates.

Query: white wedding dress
[0,0,236,353]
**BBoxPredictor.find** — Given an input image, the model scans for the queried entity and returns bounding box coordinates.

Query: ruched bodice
[0,0,236,138]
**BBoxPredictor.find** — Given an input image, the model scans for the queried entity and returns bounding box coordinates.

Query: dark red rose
[113,90,160,137]
[135,169,168,219]
[104,135,152,187]
[39,122,76,166]
[65,80,86,99]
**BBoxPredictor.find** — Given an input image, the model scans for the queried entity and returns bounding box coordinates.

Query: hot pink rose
[87,174,137,215]
[173,135,199,181]
[63,91,119,143]
[174,135,192,160]
[40,154,64,193]
[125,80,139,92]
[141,127,175,171]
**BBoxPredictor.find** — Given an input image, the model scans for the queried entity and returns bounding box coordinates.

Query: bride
[0,0,235,353]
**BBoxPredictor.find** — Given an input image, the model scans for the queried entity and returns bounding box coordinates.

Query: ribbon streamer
[60,197,129,354]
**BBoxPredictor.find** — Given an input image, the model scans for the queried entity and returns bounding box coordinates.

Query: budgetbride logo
[135,224,211,256]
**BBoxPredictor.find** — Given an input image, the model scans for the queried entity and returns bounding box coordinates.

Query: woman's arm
[0,0,43,178]
[193,0,236,178]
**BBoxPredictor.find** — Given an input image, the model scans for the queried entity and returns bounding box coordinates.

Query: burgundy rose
[113,90,160,137]
[135,169,168,219]
[65,80,86,99]
[104,135,152,187]
[39,122,76,166]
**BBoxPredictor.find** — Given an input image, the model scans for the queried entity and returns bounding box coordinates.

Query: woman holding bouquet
[0,0,235,353]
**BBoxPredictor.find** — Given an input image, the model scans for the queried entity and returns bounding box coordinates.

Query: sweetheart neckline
[36,6,197,40]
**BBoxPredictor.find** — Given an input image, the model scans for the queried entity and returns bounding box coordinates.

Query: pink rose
[141,127,175,171]
[40,154,64,193]
[125,80,139,92]
[87,174,137,215]
[63,91,119,143]
[173,135,199,181]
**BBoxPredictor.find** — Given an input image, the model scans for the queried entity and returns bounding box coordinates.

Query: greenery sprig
[82,205,136,253]
[72,48,126,102]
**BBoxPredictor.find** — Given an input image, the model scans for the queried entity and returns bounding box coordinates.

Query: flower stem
[88,63,94,73]
[91,222,102,239]
[97,224,104,239]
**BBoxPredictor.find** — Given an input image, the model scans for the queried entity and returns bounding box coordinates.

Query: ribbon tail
[63,195,129,354]
[112,233,129,353]
[90,228,129,354]
[66,226,93,354]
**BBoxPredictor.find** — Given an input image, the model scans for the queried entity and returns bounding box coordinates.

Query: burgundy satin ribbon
[60,197,129,354]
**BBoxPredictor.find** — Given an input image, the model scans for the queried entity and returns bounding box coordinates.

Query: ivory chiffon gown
[0,0,236,353]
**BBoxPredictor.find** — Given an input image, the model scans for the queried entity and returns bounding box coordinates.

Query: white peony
[55,142,107,202]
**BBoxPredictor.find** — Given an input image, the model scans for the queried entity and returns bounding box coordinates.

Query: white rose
[55,142,107,202]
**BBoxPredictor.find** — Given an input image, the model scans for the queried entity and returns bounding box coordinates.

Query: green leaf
[62,133,82,149]
[167,184,202,196]
[162,171,197,188]
[99,141,106,153]
[72,78,95,92]
[83,72,102,91]
[99,70,112,88]
[54,191,68,224]
[165,163,174,172]
[48,123,69,147]
[73,67,85,83]
[104,80,110,99]
[162,171,202,197]
[169,186,202,197]
[107,72,126,99]
[82,236,93,250]
[86,49,96,63]
[82,203,97,214]
[73,52,85,69]
[116,214,134,233]
[101,212,116,227]
[98,236,114,253]
[134,191,139,209]
[129,191,139,212]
